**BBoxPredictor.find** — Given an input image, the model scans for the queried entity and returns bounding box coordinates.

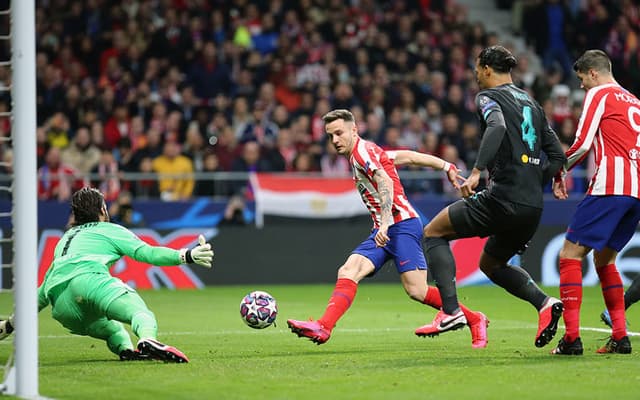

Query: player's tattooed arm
[373,168,394,247]
[373,169,394,226]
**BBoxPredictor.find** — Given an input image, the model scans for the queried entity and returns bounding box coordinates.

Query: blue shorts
[352,218,427,276]
[566,195,640,252]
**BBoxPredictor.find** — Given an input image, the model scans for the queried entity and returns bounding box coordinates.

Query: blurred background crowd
[0,0,638,203]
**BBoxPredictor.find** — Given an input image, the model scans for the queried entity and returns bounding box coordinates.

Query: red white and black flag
[250,173,368,227]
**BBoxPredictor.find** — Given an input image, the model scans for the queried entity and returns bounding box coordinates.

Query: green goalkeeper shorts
[49,272,136,335]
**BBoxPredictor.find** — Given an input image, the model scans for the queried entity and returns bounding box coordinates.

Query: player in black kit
[415,46,567,349]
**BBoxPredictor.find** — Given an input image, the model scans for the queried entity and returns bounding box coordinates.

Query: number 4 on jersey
[521,106,537,151]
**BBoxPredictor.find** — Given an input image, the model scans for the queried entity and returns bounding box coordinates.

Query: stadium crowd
[0,0,637,201]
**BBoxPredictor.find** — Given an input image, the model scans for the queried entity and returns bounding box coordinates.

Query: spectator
[212,125,241,172]
[442,84,475,123]
[273,128,297,172]
[152,141,195,201]
[238,101,279,145]
[525,0,574,82]
[91,147,121,202]
[512,52,538,91]
[460,121,480,165]
[291,150,318,173]
[83,110,100,138]
[132,126,164,162]
[549,84,572,127]
[574,1,613,50]
[378,125,404,151]
[187,41,231,102]
[147,9,190,69]
[438,113,466,162]
[220,195,251,226]
[183,123,208,172]
[115,137,137,193]
[399,114,425,150]
[557,116,577,147]
[274,72,302,113]
[61,126,101,176]
[108,190,145,228]
[164,110,184,143]
[61,84,84,132]
[130,156,160,199]
[44,113,70,149]
[37,64,66,124]
[230,140,273,195]
[38,146,85,201]
[194,152,226,198]
[422,99,443,136]
[604,15,639,91]
[104,104,131,149]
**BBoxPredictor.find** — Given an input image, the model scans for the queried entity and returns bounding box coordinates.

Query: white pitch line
[0,324,634,341]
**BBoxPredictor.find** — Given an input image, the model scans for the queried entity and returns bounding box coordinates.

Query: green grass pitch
[1,284,639,400]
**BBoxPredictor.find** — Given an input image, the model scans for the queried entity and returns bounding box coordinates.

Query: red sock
[596,264,626,340]
[559,258,583,341]
[422,286,442,309]
[318,278,358,330]
[422,286,480,325]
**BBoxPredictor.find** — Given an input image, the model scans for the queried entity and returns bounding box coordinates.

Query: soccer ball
[240,290,278,329]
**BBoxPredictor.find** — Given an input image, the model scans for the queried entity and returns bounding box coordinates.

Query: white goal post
[1,0,39,397]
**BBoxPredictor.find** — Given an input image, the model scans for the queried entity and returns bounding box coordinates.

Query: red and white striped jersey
[565,83,640,197]
[349,137,418,228]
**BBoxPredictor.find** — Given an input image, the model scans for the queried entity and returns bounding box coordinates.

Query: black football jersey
[474,83,565,208]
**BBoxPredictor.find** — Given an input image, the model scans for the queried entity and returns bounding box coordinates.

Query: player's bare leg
[288,254,372,345]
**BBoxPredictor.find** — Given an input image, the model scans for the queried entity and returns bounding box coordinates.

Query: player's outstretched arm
[113,224,214,268]
[389,150,463,189]
[389,150,447,169]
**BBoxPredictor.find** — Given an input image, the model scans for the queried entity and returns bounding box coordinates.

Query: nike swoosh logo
[399,260,410,266]
[440,314,464,328]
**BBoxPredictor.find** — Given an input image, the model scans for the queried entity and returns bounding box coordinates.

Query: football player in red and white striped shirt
[287,109,489,348]
[552,49,640,355]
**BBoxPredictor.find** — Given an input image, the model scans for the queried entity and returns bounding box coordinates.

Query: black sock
[423,236,459,314]
[624,276,640,310]
[487,264,548,310]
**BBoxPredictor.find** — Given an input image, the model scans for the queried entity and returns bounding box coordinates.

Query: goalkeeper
[0,187,213,363]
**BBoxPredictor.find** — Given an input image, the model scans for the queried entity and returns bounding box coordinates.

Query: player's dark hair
[322,109,355,124]
[71,187,105,225]
[477,45,518,73]
[573,49,611,74]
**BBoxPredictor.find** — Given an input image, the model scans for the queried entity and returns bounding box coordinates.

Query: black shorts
[448,191,542,261]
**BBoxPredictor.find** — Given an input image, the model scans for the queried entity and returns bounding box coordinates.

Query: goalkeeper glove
[180,235,214,268]
[0,315,14,340]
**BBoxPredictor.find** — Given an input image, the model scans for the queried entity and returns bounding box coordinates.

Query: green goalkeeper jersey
[38,222,182,309]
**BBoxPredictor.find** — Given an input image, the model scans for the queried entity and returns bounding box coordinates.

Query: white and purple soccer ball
[240,290,278,329]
